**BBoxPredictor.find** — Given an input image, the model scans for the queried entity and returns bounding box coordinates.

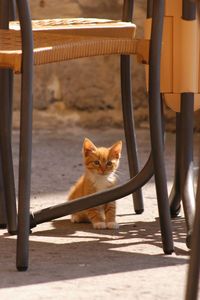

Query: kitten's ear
[109,141,122,159]
[83,138,97,156]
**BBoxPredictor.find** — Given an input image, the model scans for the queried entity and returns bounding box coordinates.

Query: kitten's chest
[88,174,115,192]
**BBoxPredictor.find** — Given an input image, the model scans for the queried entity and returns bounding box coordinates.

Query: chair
[0,0,174,271]
[1,2,147,232]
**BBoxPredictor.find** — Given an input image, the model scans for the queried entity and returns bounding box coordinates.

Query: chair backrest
[145,0,200,112]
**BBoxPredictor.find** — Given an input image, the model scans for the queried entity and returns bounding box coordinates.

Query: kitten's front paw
[71,215,80,223]
[106,222,119,229]
[93,222,106,229]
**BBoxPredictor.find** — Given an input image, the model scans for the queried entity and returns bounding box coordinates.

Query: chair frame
[0,0,176,271]
[28,0,173,258]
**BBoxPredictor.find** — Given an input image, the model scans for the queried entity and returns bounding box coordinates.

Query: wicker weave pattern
[0,18,150,73]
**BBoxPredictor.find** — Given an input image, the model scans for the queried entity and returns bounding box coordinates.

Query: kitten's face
[83,138,122,176]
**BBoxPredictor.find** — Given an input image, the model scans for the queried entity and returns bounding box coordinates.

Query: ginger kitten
[67,138,122,229]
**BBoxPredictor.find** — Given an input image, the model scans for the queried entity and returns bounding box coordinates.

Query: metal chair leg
[179,0,197,249]
[121,0,144,214]
[16,0,33,271]
[148,0,174,254]
[146,0,173,252]
[17,80,33,271]
[170,113,182,217]
[121,55,144,214]
[179,94,195,249]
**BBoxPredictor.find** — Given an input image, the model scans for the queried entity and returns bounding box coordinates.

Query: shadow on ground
[0,216,188,289]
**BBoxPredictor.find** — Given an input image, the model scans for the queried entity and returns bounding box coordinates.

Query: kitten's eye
[106,161,112,167]
[93,160,100,166]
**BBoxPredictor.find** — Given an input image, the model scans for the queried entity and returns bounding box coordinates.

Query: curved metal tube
[148,0,174,254]
[30,153,154,227]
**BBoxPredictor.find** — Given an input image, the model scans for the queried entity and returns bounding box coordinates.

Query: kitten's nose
[99,166,106,174]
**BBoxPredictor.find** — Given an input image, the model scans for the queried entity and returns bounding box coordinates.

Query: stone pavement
[1,125,198,300]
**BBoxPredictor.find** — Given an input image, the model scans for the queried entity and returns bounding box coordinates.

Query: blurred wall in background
[13,0,195,131]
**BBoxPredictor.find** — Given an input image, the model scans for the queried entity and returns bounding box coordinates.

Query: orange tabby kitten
[67,138,122,229]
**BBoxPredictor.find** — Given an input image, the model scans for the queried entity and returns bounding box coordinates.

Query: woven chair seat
[10,17,136,38]
[0,18,149,73]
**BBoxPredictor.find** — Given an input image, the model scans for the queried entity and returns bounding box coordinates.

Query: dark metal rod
[31,153,154,227]
[121,0,144,214]
[182,0,196,20]
[179,93,195,248]
[9,0,17,20]
[16,0,33,271]
[120,55,144,214]
[180,0,196,248]
[0,0,17,233]
[169,113,182,217]
[0,70,17,234]
[0,154,7,228]
[0,0,9,228]
[148,0,174,254]
[147,0,153,18]
[122,0,134,22]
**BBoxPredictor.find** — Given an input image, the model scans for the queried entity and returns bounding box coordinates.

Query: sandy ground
[0,126,197,300]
